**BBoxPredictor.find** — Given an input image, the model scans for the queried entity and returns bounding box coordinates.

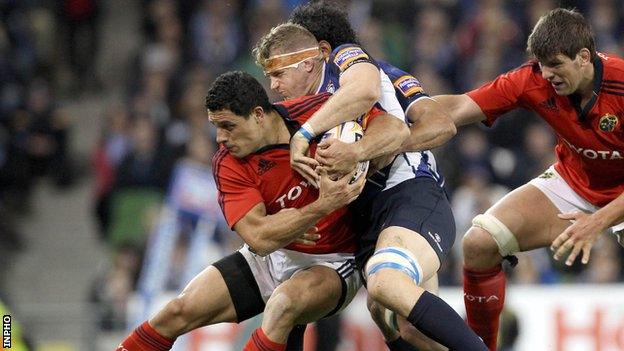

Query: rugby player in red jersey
[435,8,624,350]
[115,71,406,351]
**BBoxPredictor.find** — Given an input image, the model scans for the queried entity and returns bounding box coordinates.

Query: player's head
[527,8,596,95]
[205,71,274,158]
[254,22,323,99]
[289,1,359,50]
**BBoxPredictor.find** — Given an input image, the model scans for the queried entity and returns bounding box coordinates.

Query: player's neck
[264,112,291,145]
[577,61,596,102]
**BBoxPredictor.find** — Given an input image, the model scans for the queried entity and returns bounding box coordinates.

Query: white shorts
[529,166,624,241]
[240,245,361,313]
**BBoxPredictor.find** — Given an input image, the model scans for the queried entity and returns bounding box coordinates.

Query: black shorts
[213,248,357,322]
[354,177,456,269]
[213,251,265,322]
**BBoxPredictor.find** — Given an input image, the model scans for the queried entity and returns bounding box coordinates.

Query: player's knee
[462,227,498,262]
[365,246,423,303]
[162,297,185,319]
[153,296,194,334]
[265,290,300,324]
[463,213,518,268]
[366,270,393,303]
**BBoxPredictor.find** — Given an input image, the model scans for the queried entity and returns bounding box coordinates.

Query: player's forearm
[305,64,381,134]
[355,114,409,161]
[400,102,457,152]
[251,202,332,256]
[592,192,624,231]
[433,94,486,127]
[306,85,379,134]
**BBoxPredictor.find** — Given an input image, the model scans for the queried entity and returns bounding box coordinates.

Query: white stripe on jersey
[384,151,442,190]
[379,70,406,121]
[378,71,442,189]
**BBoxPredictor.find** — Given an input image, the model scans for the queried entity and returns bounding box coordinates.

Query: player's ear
[578,48,591,66]
[251,106,264,124]
[318,41,331,59]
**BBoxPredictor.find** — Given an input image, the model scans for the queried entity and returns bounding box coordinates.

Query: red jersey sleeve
[213,150,263,228]
[467,62,535,126]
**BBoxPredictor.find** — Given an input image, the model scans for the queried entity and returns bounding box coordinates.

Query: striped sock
[116,321,174,351]
[243,328,286,351]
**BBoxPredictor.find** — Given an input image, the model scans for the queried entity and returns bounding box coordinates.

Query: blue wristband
[297,126,314,141]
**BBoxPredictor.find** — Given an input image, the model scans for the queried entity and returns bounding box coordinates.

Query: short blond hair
[253,23,319,68]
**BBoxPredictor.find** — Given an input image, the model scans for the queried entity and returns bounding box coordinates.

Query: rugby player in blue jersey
[253,3,487,350]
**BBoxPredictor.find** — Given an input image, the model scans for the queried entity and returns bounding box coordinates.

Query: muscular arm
[306,62,381,133]
[315,113,408,175]
[232,170,365,256]
[233,202,328,256]
[433,94,487,127]
[399,98,457,152]
[356,113,409,161]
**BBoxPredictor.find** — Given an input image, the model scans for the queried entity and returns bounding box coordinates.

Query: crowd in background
[2,0,624,335]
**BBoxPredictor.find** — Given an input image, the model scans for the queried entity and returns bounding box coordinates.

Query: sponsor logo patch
[394,75,423,97]
[334,46,369,71]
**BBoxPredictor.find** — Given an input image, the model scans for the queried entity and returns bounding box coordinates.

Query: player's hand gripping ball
[320,121,369,184]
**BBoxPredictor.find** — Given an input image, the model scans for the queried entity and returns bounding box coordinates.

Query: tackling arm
[433,94,487,127]
[233,203,327,256]
[315,113,408,176]
[305,62,381,134]
[232,170,365,256]
[399,98,456,152]
[356,113,409,161]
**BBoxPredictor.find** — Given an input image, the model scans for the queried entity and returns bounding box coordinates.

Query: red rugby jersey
[467,53,624,207]
[212,92,384,254]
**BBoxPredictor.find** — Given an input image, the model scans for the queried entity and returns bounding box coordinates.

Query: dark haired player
[114,71,406,351]
[435,8,624,350]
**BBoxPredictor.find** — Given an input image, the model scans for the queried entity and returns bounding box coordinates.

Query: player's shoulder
[212,147,244,174]
[275,92,331,111]
[598,52,624,80]
[509,59,541,76]
[331,43,374,72]
[378,60,410,79]
[501,59,546,88]
[377,60,424,95]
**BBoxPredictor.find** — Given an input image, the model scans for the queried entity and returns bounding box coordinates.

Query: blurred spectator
[189,0,244,73]
[90,245,142,330]
[59,0,101,92]
[113,117,173,191]
[92,104,132,239]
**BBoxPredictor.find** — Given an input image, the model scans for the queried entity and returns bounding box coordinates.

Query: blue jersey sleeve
[378,61,429,111]
[328,43,377,75]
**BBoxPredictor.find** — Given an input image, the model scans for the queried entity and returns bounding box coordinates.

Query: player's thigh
[151,264,237,334]
[178,265,237,324]
[487,184,570,251]
[270,265,343,324]
[375,226,441,282]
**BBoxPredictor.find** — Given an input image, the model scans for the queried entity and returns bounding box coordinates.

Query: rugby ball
[320,121,369,184]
